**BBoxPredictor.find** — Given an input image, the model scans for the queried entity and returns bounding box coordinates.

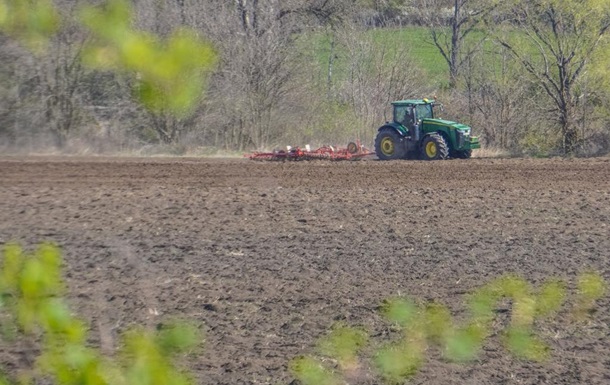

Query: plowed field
[1,156,609,384]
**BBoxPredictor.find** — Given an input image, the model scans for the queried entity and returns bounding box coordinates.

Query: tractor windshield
[415,104,433,119]
[394,105,414,127]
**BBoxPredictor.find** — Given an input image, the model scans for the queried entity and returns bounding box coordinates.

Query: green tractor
[375,99,480,160]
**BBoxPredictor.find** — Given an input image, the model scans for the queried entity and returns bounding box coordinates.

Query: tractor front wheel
[421,133,449,161]
[375,129,406,160]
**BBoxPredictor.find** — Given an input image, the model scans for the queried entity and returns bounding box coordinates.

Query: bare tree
[189,0,351,150]
[337,24,431,144]
[498,0,610,154]
[415,0,497,88]
[0,37,24,147]
[122,0,196,145]
[39,26,86,147]
[0,1,87,150]
[458,46,542,151]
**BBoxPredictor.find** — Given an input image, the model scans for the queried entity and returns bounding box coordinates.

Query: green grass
[368,26,450,80]
[299,26,449,86]
[301,26,509,89]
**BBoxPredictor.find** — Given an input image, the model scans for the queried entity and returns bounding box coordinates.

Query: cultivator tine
[245,141,374,161]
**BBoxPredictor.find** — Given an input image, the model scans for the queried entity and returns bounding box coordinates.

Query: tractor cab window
[394,105,414,128]
[415,104,433,120]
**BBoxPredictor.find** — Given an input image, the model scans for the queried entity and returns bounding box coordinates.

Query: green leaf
[155,322,201,355]
[1,243,24,294]
[504,327,549,362]
[79,0,131,41]
[536,279,566,317]
[0,1,7,27]
[0,0,59,51]
[79,0,217,117]
[290,356,340,385]
[14,244,62,305]
[120,33,157,71]
[424,302,452,344]
[38,243,63,294]
[468,286,500,323]
[445,323,486,362]
[375,341,423,384]
[578,272,606,302]
[16,300,37,332]
[316,324,368,368]
[511,295,536,328]
[121,327,195,385]
[495,275,531,299]
[0,373,11,385]
[380,297,417,327]
[39,298,72,334]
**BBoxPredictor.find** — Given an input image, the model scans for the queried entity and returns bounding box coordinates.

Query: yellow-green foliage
[375,340,423,385]
[578,272,606,301]
[292,273,605,384]
[380,297,417,328]
[445,323,487,362]
[1,243,65,334]
[80,0,217,116]
[590,39,610,92]
[423,302,453,344]
[574,272,607,319]
[121,326,197,385]
[2,244,604,385]
[289,324,367,385]
[519,126,561,157]
[0,0,59,52]
[0,243,202,385]
[289,356,341,385]
[316,324,368,369]
[503,326,549,361]
[536,280,566,317]
[0,0,217,117]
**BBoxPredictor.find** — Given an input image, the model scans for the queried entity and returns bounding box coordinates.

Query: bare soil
[1,156,609,384]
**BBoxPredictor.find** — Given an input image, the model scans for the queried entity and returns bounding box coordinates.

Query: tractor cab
[393,100,433,127]
[391,99,435,142]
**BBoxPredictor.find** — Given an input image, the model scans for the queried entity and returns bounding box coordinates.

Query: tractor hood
[422,118,480,151]
[423,118,472,132]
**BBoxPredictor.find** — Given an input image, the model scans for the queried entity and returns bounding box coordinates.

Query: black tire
[454,149,472,159]
[421,133,449,161]
[404,150,421,160]
[375,128,406,160]
[347,142,358,154]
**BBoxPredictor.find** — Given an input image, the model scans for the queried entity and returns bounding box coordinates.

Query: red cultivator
[246,142,374,161]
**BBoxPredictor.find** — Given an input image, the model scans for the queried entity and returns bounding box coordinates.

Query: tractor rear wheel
[421,133,449,161]
[375,128,406,160]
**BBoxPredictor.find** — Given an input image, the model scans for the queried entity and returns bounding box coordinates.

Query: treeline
[1,0,609,156]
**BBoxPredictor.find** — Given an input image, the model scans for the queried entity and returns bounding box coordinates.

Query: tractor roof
[391,99,434,106]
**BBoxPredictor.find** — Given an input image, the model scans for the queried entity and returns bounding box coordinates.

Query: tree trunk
[560,108,578,154]
[449,0,460,88]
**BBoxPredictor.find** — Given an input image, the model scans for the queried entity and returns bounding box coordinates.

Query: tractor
[375,99,480,160]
